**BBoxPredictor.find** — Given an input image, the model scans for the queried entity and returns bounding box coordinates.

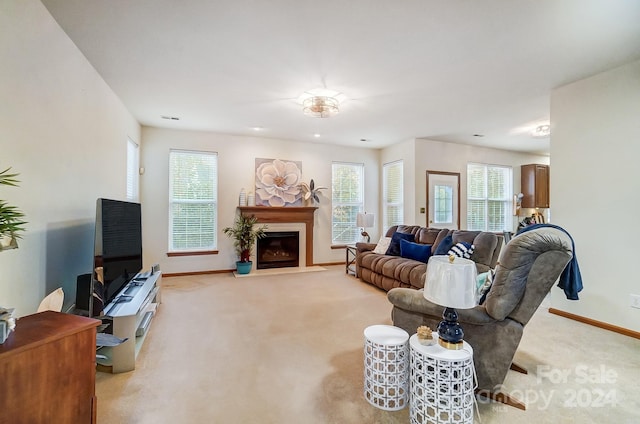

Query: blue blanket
[516,223,583,300]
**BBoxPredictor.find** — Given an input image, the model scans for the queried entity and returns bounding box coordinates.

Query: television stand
[97,271,162,373]
[112,294,134,303]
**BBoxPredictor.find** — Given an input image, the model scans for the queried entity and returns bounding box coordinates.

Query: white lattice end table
[409,333,475,424]
[363,325,410,411]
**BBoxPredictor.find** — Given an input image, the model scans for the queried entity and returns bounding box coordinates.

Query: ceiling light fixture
[531,124,551,138]
[313,133,321,138]
[302,96,339,118]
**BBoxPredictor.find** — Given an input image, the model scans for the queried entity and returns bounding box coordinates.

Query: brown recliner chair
[387,226,575,409]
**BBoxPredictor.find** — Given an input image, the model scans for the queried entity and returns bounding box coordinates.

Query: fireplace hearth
[257,231,300,269]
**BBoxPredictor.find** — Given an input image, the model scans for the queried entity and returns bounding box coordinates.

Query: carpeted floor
[96,266,640,423]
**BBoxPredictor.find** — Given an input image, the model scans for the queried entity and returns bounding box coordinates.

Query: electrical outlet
[630,294,640,309]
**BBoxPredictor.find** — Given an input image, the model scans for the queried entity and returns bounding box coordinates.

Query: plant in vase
[0,167,26,251]
[223,214,268,274]
[0,306,16,344]
[298,179,327,206]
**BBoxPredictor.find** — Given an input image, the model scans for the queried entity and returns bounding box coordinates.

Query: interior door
[426,171,460,230]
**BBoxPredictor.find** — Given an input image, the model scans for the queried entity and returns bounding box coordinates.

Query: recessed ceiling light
[161,115,180,120]
[251,127,263,131]
[313,133,321,138]
[473,134,484,137]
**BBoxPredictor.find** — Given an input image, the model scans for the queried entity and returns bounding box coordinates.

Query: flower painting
[255,158,303,206]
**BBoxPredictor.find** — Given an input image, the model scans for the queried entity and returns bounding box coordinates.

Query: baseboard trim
[314,261,343,267]
[548,308,640,340]
[163,269,234,277]
[162,264,343,278]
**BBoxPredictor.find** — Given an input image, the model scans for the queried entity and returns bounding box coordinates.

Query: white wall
[140,127,380,274]
[0,0,140,316]
[550,59,640,332]
[415,139,550,229]
[381,138,549,229]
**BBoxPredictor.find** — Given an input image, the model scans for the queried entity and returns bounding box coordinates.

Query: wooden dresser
[0,311,101,424]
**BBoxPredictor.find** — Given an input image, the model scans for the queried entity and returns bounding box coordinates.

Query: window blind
[467,163,512,231]
[126,138,139,201]
[331,162,364,244]
[383,160,403,233]
[169,150,218,251]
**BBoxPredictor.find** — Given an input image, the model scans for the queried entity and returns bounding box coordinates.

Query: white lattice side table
[409,333,475,424]
[363,325,410,411]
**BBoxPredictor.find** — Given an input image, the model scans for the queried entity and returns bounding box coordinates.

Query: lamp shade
[423,256,478,309]
[356,213,374,228]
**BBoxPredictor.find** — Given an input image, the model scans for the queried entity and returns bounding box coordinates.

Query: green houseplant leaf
[0,167,27,245]
[222,214,268,262]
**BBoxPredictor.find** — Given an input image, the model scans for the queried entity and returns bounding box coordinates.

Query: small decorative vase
[236,261,252,274]
[0,321,8,344]
[247,192,255,206]
[239,188,247,206]
[0,235,18,251]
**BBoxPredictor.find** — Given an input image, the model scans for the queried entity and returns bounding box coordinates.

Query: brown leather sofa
[355,225,503,292]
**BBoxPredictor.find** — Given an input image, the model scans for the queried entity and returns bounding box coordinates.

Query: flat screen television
[92,198,143,315]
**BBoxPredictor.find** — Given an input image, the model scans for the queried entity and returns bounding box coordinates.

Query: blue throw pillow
[448,242,475,259]
[385,232,415,256]
[433,234,454,256]
[400,239,432,262]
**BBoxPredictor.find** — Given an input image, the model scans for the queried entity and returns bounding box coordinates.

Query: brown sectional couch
[355,225,503,291]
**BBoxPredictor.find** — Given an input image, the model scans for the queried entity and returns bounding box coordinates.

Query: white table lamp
[356,212,375,243]
[423,255,478,349]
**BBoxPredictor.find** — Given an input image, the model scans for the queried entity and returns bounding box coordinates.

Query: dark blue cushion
[400,239,432,262]
[385,232,415,256]
[433,234,454,255]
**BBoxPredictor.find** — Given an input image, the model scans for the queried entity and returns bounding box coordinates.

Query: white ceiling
[41,0,640,154]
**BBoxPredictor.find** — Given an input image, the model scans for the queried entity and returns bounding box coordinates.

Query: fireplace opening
[257,231,300,269]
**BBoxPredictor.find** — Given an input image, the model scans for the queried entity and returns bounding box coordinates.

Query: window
[383,160,403,233]
[331,162,364,244]
[467,163,512,231]
[126,137,139,201]
[169,150,218,252]
[434,185,453,224]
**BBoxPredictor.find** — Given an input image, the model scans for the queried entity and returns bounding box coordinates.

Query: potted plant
[0,167,26,251]
[223,214,267,274]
